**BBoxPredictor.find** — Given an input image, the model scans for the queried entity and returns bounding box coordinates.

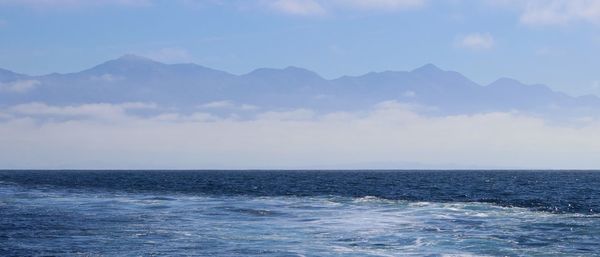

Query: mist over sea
[1,170,599,256]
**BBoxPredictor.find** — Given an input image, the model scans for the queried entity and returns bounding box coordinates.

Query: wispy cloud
[265,0,326,16]
[260,0,426,16]
[198,100,236,109]
[534,46,564,57]
[403,90,417,98]
[8,102,156,121]
[0,0,152,9]
[257,109,315,121]
[240,104,260,111]
[0,0,426,16]
[0,80,40,93]
[330,0,426,11]
[198,100,259,111]
[488,0,600,26]
[89,74,123,82]
[456,33,495,50]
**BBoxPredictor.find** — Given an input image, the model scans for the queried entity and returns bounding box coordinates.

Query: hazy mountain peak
[82,54,165,76]
[488,77,556,99]
[488,77,555,91]
[284,66,323,77]
[96,54,163,68]
[168,63,235,78]
[412,63,443,74]
[489,77,522,87]
[0,68,27,82]
[0,68,21,75]
[245,66,323,80]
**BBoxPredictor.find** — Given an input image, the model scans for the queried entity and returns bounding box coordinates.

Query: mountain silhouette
[1,55,598,118]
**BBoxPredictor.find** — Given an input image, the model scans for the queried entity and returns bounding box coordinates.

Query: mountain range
[1,54,598,118]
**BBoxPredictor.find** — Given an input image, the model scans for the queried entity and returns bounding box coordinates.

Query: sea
[1,170,599,256]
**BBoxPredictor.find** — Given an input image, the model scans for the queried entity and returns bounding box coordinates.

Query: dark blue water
[1,170,600,256]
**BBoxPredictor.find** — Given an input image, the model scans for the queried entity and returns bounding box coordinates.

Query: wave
[3,184,600,256]
[2,170,600,215]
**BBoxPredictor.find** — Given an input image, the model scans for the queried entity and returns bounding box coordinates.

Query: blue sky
[1,0,600,96]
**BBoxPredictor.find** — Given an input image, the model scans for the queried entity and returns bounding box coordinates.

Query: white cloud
[8,102,156,121]
[240,104,260,111]
[261,0,426,16]
[265,0,326,16]
[257,109,315,121]
[150,112,218,122]
[0,0,152,8]
[143,47,193,64]
[198,100,236,109]
[522,0,600,26]
[0,80,40,93]
[488,0,600,26]
[331,0,425,11]
[403,90,417,98]
[198,100,260,111]
[2,101,600,169]
[90,74,123,82]
[456,33,495,50]
[0,0,426,15]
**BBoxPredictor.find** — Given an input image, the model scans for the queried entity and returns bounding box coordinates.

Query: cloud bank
[489,0,600,26]
[2,101,600,169]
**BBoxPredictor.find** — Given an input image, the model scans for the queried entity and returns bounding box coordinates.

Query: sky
[3,0,600,169]
[1,0,600,96]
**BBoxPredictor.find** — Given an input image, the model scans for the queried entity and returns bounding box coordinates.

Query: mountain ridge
[0,55,576,94]
[1,54,598,119]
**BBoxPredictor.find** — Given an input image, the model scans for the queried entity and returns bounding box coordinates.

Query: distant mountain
[80,54,233,80]
[0,68,27,82]
[1,55,599,118]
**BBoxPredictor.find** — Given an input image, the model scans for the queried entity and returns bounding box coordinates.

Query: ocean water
[1,171,600,256]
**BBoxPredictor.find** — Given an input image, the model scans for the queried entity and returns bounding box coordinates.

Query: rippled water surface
[1,170,600,256]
